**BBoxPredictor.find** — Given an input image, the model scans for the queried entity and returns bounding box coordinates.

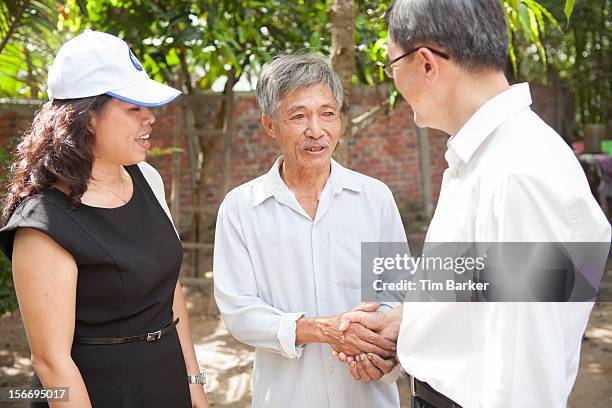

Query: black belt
[74,318,179,345]
[410,375,462,408]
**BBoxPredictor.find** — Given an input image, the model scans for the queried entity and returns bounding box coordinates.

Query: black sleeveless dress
[0,164,191,408]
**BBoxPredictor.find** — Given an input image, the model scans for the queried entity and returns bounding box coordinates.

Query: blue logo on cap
[129,50,143,72]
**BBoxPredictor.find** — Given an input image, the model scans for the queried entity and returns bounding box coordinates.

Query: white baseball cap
[47,30,181,106]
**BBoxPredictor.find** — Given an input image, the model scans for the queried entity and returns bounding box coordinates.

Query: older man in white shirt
[336,1,611,407]
[213,54,405,408]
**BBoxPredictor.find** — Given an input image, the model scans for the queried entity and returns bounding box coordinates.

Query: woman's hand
[189,384,210,408]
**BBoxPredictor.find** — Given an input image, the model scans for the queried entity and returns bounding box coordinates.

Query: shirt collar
[252,156,363,206]
[446,82,532,167]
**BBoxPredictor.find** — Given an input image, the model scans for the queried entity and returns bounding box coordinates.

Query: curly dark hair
[2,95,112,223]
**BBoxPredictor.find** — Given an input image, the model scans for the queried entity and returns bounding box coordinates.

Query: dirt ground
[1,285,611,407]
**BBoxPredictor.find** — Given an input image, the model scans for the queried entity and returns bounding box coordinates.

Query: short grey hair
[385,0,509,72]
[256,54,344,118]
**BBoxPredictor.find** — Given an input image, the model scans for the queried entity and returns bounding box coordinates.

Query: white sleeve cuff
[277,312,305,359]
[379,302,400,311]
[379,364,401,384]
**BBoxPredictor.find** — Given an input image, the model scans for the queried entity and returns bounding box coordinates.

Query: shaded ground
[1,285,611,407]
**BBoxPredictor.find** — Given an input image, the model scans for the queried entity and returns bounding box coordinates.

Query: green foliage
[0,1,87,98]
[512,0,609,135]
[503,0,564,75]
[554,0,609,129]
[55,0,333,93]
[564,0,576,23]
[0,0,578,98]
[354,1,388,86]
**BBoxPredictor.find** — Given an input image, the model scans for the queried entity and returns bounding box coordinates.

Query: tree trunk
[222,68,236,195]
[187,72,237,277]
[170,105,183,227]
[329,0,356,166]
[185,104,202,277]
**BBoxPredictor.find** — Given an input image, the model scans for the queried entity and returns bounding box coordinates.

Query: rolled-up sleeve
[213,192,305,359]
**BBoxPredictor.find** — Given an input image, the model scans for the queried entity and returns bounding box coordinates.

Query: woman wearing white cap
[0,31,209,407]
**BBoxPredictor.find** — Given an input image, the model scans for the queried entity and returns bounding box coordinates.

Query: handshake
[296,303,403,383]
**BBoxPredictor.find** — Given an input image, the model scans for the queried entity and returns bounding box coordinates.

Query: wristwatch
[187,369,207,385]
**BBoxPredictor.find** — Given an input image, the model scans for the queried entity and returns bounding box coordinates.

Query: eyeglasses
[382,46,450,78]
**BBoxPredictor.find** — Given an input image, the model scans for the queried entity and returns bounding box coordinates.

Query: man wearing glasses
[336,0,611,407]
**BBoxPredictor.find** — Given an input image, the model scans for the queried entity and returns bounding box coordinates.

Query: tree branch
[351,97,390,135]
[178,44,193,94]
[0,0,31,56]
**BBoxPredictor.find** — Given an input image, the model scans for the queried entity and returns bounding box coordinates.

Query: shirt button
[451,168,459,177]
[327,367,334,374]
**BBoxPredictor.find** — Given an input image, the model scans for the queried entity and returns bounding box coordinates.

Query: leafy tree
[546,0,609,130]
[503,0,608,136]
[0,0,578,99]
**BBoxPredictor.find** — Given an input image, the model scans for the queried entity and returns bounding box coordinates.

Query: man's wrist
[296,316,320,345]
[296,315,333,345]
[315,315,337,343]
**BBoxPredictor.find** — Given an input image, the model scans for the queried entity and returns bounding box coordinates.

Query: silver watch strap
[187,369,207,384]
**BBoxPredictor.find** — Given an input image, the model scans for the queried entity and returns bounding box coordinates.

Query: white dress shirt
[214,157,406,408]
[396,83,611,407]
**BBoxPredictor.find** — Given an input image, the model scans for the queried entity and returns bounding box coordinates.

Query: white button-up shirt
[214,157,406,408]
[397,83,611,407]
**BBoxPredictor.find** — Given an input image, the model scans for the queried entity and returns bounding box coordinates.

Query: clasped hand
[331,303,400,383]
[323,314,396,359]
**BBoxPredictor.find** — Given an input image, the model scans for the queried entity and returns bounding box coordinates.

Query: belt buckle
[146,330,162,342]
[410,375,417,397]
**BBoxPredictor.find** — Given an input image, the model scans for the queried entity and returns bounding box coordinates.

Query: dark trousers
[411,394,462,408]
[408,376,462,408]
[412,396,435,408]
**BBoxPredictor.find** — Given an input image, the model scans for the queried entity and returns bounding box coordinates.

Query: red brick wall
[0,84,561,233]
[0,103,39,173]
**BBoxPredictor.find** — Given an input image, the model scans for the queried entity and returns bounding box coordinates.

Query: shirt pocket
[329,231,371,289]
